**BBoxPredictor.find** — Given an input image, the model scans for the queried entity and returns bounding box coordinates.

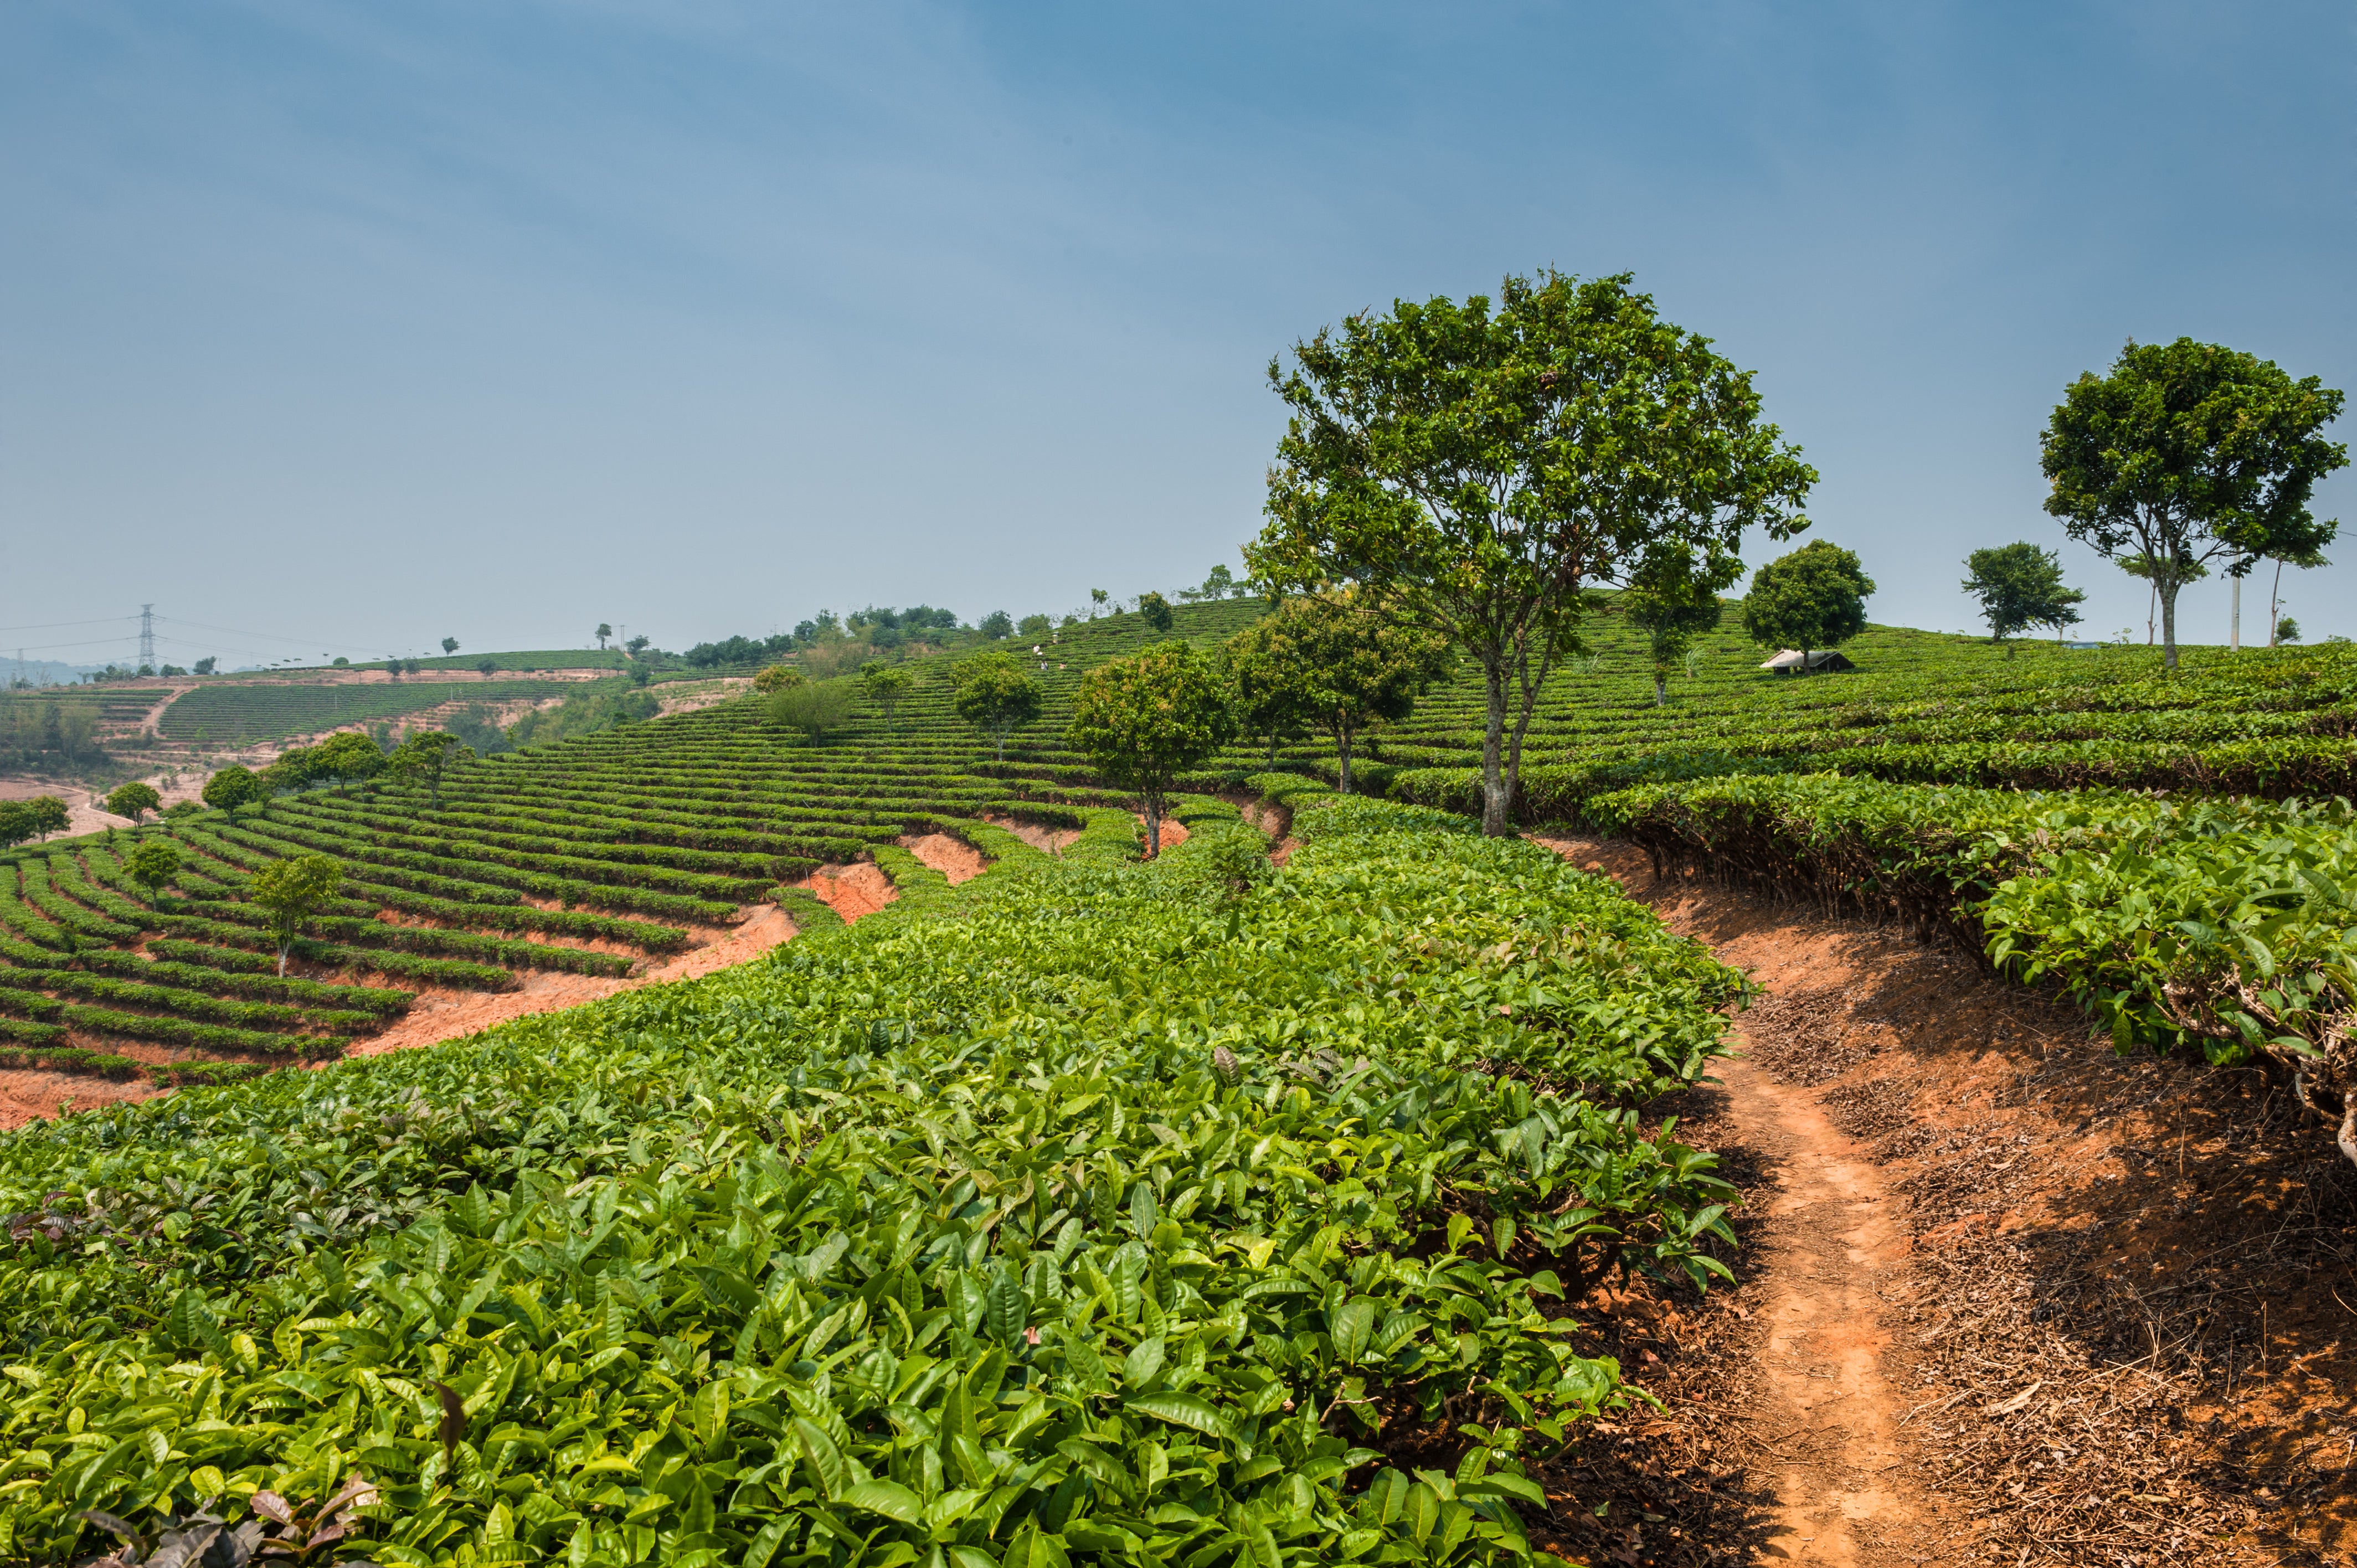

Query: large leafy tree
[104,781,162,824]
[1741,541,1875,671]
[1067,642,1236,856]
[311,732,387,795]
[0,801,32,849]
[951,651,1042,761]
[1620,545,1739,705]
[247,852,343,976]
[1250,270,1814,835]
[387,730,474,806]
[2041,338,2345,671]
[1962,542,2085,643]
[1234,596,1450,792]
[201,764,264,815]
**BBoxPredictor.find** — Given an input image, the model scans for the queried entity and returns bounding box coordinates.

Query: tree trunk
[1653,672,1668,706]
[1264,733,1278,767]
[2271,558,2284,646]
[1336,726,1354,795]
[1144,796,1162,859]
[1800,645,1811,675]
[1478,661,1511,838]
[277,939,290,978]
[2159,579,2180,671]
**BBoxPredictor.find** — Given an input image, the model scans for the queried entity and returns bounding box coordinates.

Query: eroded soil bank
[1524,833,2356,1568]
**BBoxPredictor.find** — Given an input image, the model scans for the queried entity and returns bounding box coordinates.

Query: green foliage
[1251,269,1814,836]
[979,610,1014,639]
[0,800,33,850]
[770,680,861,742]
[387,729,475,805]
[201,765,265,815]
[1138,591,1175,633]
[508,688,661,749]
[1740,540,1875,663]
[753,663,804,694]
[1581,772,2357,1095]
[1962,541,2086,642]
[2277,616,2304,644]
[104,781,163,823]
[1067,642,1237,854]
[0,794,1744,1568]
[2041,337,2346,669]
[310,731,387,793]
[245,852,343,976]
[952,652,1043,761]
[126,838,182,896]
[1619,546,1740,704]
[861,662,915,736]
[1229,597,1450,793]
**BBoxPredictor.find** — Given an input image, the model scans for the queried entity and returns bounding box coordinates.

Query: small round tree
[753,663,805,694]
[248,853,343,976]
[104,781,162,824]
[1622,546,1739,705]
[1962,542,2086,644]
[387,730,474,806]
[1741,541,1875,673]
[25,796,67,842]
[953,651,1042,761]
[126,839,182,903]
[1067,641,1237,857]
[1138,591,1175,633]
[202,764,263,816]
[860,662,915,736]
[770,679,858,741]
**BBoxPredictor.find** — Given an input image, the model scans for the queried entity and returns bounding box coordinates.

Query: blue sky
[3,1,2350,666]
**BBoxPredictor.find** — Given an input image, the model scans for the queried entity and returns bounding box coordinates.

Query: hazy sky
[4,1,2350,667]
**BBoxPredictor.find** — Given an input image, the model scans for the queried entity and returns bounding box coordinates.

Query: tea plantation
[3,596,2355,1565]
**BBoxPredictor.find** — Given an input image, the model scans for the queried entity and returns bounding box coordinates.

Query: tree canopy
[1741,541,1875,669]
[769,679,858,742]
[1620,545,1739,705]
[951,652,1042,761]
[125,839,181,898]
[2041,337,2346,670]
[1066,641,1236,857]
[1962,542,2086,643]
[104,781,162,824]
[860,661,915,734]
[387,730,474,804]
[312,732,387,794]
[1249,270,1814,835]
[1137,592,1175,633]
[247,853,343,976]
[202,765,264,815]
[1229,596,1449,792]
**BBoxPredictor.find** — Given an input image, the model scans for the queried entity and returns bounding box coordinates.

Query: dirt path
[900,832,986,883]
[1532,832,2356,1567]
[1535,834,1936,1564]
[1715,1051,1919,1564]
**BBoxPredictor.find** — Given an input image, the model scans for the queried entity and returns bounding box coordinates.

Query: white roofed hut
[1760,648,1855,675]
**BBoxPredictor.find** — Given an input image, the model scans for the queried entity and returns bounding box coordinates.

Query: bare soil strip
[1531,833,2356,1568]
[803,862,897,922]
[899,833,987,883]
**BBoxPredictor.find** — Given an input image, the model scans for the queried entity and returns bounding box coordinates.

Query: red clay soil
[984,814,1080,856]
[803,862,898,922]
[1138,812,1191,858]
[1237,799,1300,865]
[899,833,987,884]
[1522,832,2356,1568]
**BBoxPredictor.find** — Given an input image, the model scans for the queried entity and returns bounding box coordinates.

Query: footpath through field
[1533,832,2356,1568]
